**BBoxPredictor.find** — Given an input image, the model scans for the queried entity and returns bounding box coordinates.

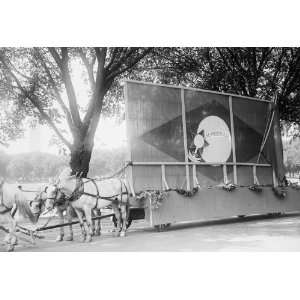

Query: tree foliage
[133,47,300,124]
[283,138,300,174]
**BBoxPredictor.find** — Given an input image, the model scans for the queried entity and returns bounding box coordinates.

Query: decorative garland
[137,190,168,210]
[272,186,287,199]
[220,182,236,192]
[174,187,199,197]
[136,187,199,210]
[135,181,289,210]
[248,184,263,193]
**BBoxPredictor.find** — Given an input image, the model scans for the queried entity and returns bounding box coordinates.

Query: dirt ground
[2,213,300,251]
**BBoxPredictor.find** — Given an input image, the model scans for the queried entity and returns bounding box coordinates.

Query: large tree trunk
[69,139,94,177]
[69,84,107,178]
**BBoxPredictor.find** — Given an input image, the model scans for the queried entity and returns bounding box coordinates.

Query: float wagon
[124,80,300,229]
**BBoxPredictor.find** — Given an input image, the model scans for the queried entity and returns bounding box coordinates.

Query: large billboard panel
[125,81,282,191]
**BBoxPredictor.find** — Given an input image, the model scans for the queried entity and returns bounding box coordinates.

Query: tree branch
[0,53,72,149]
[48,47,63,69]
[34,48,76,135]
[105,48,121,71]
[83,47,107,126]
[226,48,248,76]
[216,48,249,95]
[258,47,273,73]
[106,48,153,81]
[48,47,82,128]
[27,94,72,149]
[105,48,129,73]
[78,48,95,90]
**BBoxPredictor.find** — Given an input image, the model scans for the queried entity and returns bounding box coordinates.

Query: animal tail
[15,196,37,224]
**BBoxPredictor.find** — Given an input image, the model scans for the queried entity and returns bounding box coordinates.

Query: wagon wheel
[267,212,282,217]
[112,215,133,229]
[126,218,133,229]
[154,223,171,232]
[112,215,118,228]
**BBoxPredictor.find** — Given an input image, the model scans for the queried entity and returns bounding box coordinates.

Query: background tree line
[0,147,125,182]
[283,137,300,177]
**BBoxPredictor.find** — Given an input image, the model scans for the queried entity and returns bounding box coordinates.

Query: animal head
[29,186,49,215]
[29,196,44,215]
[44,184,58,210]
[44,184,66,210]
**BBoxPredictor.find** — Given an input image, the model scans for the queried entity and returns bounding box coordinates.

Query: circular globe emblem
[188,116,232,163]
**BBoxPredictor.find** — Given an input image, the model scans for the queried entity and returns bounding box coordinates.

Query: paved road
[2,213,300,252]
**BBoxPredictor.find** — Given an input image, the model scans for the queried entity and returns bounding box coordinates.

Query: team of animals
[0,167,130,251]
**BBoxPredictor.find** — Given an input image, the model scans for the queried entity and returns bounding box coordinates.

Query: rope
[256,95,277,164]
[69,176,129,203]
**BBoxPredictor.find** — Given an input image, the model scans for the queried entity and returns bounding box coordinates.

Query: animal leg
[65,205,73,241]
[93,208,101,236]
[55,209,64,242]
[74,208,86,242]
[91,209,96,236]
[6,216,17,251]
[6,242,15,252]
[111,203,121,237]
[84,208,93,243]
[11,218,18,245]
[30,231,36,245]
[120,204,128,237]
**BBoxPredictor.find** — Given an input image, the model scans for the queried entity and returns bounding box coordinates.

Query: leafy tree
[0,47,153,176]
[137,47,300,124]
[283,137,300,175]
[0,93,25,146]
